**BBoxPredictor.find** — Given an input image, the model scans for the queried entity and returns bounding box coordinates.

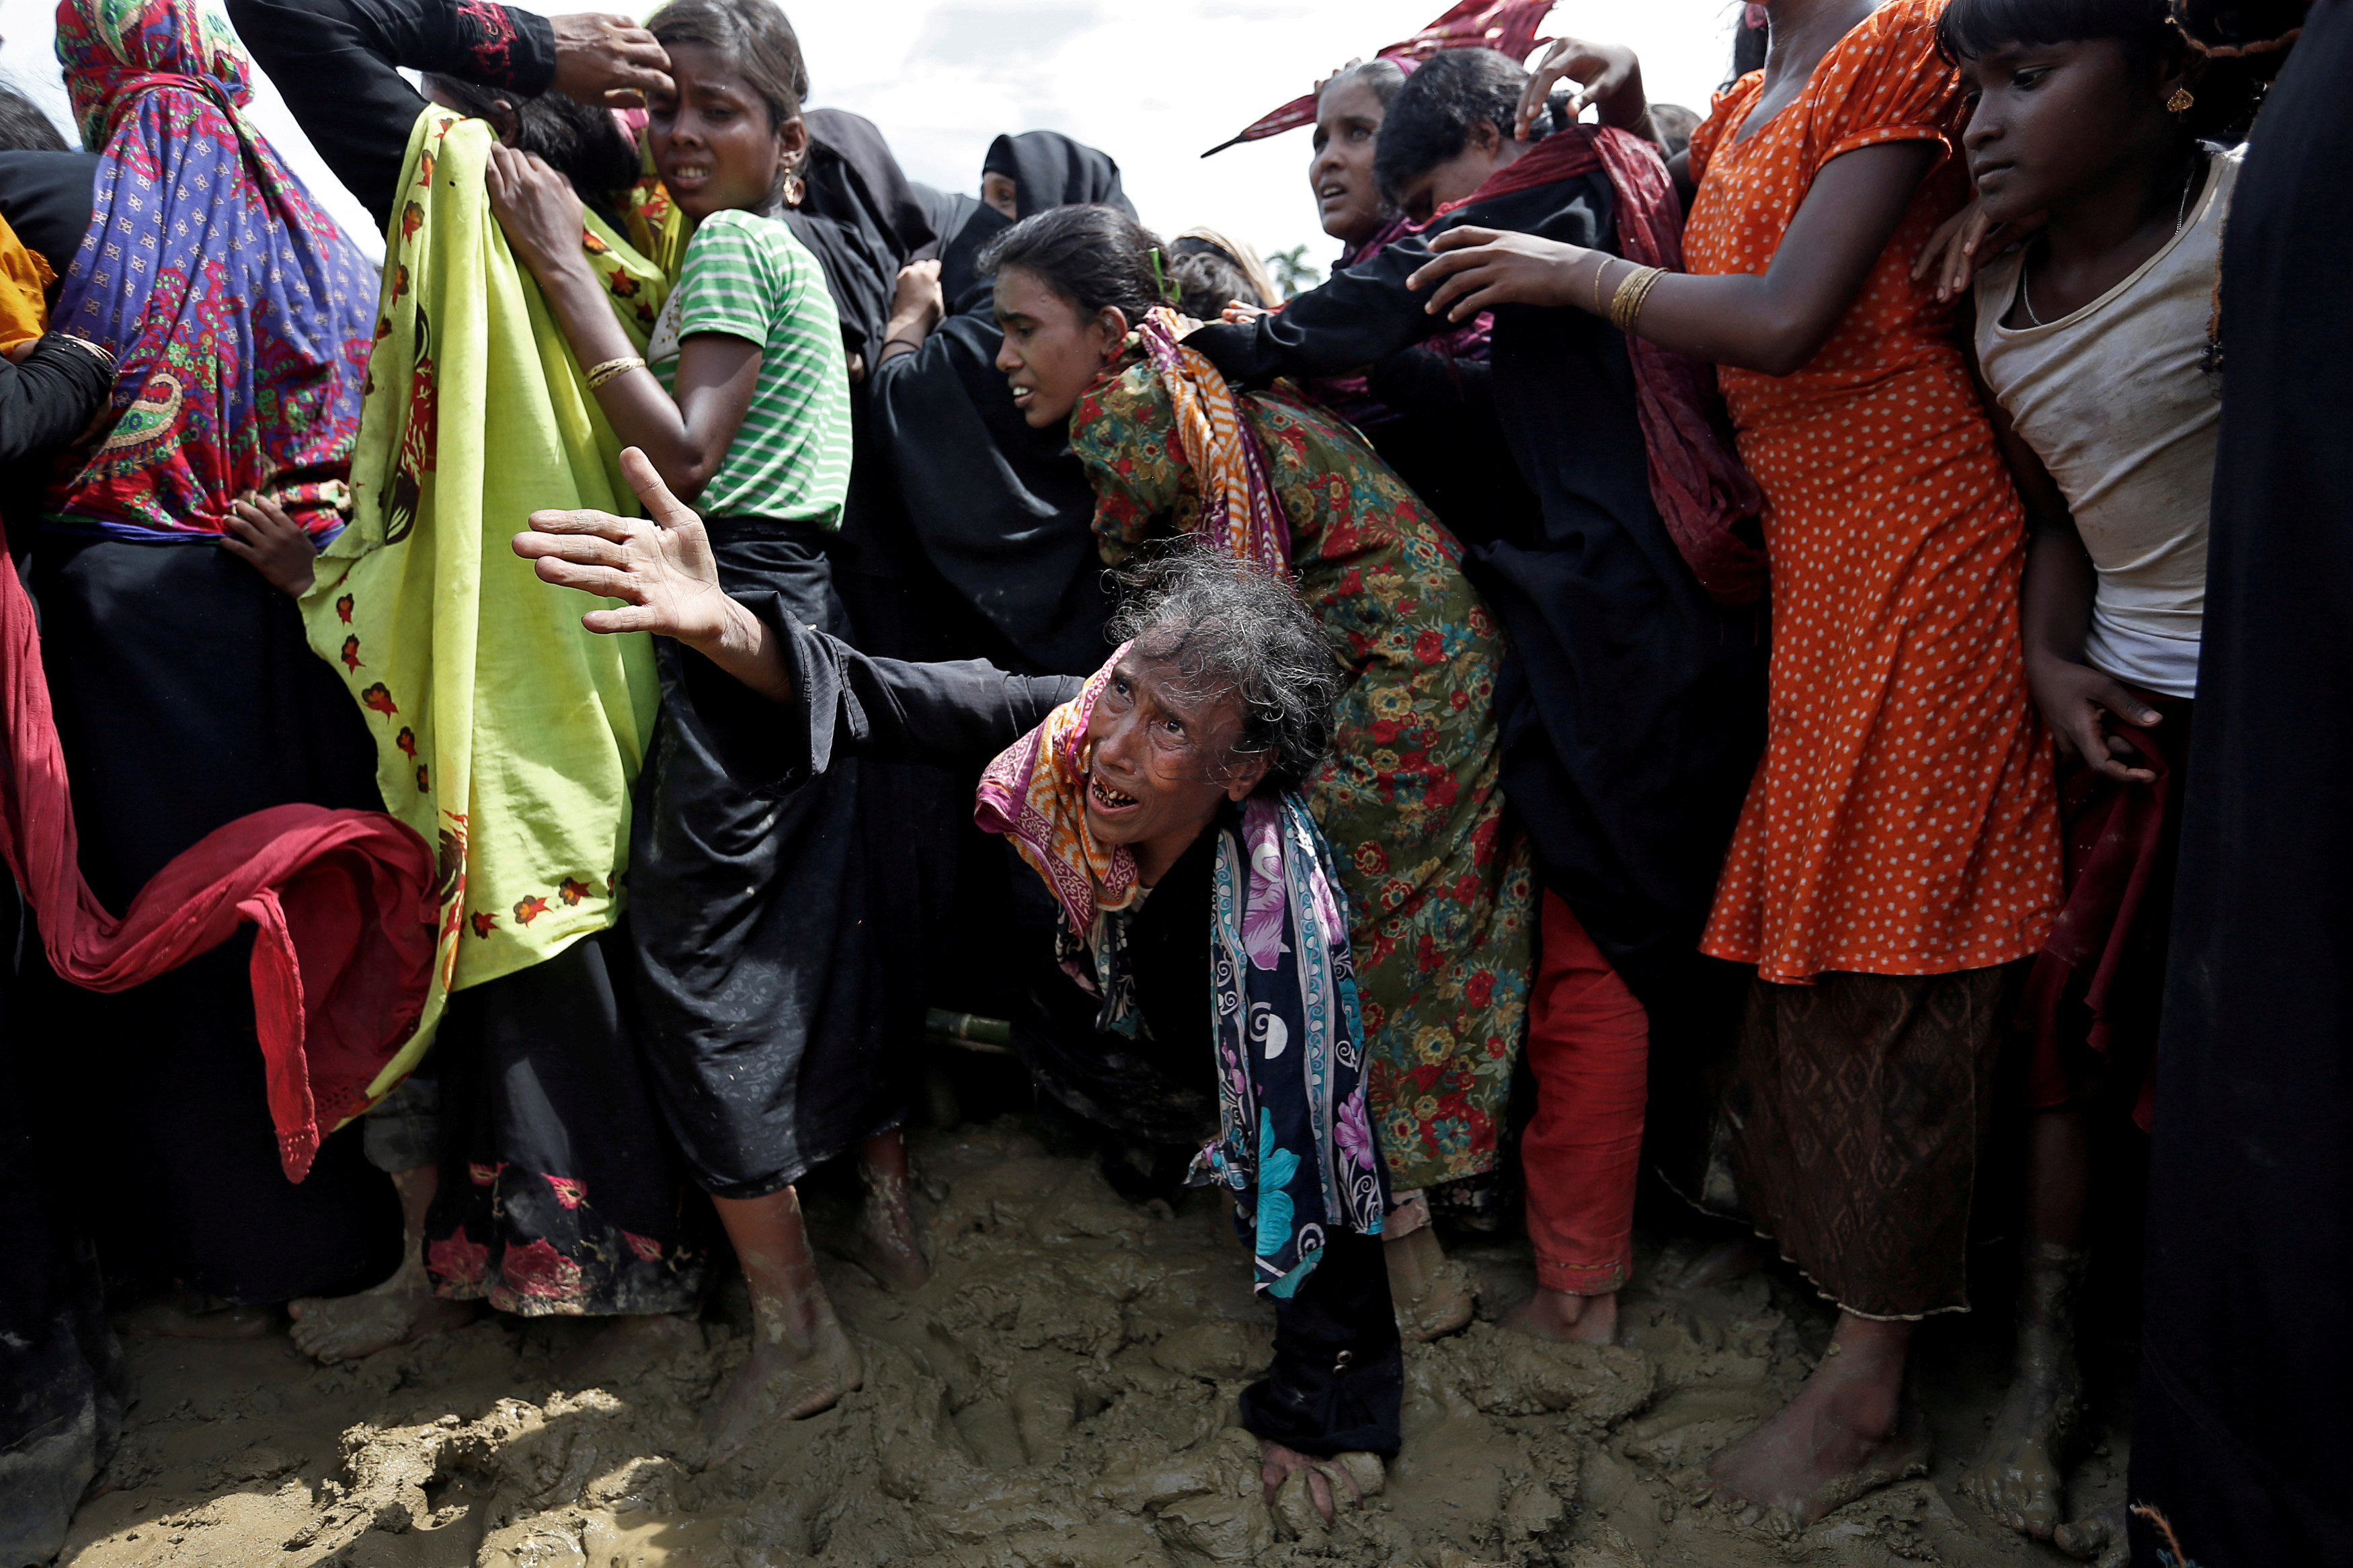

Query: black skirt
[625,518,912,1198]
[17,535,400,1305]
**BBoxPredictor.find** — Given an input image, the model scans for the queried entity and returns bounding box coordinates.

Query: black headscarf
[870,129,1132,675]
[805,107,935,270]
[983,130,1133,220]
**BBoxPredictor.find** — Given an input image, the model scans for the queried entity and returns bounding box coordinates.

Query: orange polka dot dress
[1685,0,2059,985]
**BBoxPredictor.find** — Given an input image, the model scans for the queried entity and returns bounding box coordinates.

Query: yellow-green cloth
[303,108,664,1096]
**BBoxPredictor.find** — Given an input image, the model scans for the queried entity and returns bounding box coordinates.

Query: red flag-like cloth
[0,513,437,1182]
[1436,126,1768,604]
[1201,0,1558,155]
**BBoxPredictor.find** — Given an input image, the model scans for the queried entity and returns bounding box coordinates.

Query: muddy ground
[56,1116,2128,1568]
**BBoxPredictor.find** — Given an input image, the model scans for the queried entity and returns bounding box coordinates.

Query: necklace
[2022,150,2208,328]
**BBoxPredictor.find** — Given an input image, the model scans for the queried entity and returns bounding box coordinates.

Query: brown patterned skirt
[1712,964,2021,1320]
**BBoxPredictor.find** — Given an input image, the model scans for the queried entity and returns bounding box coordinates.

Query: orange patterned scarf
[1135,307,1292,574]
[973,647,1141,936]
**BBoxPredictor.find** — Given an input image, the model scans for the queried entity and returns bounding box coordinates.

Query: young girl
[1406,0,2061,1524]
[1938,0,2290,1553]
[489,0,923,1462]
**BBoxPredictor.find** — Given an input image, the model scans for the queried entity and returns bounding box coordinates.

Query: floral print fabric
[1074,344,1535,1192]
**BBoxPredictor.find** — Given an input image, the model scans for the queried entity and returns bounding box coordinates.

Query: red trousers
[1523,893,1649,1294]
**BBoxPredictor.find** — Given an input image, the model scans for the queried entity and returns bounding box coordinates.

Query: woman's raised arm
[1406,139,1940,377]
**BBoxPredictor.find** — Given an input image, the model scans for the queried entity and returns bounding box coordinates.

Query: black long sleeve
[676,589,1080,795]
[1187,174,1613,388]
[0,339,108,468]
[226,0,555,231]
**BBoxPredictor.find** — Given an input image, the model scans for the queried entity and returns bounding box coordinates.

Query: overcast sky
[1,0,1743,268]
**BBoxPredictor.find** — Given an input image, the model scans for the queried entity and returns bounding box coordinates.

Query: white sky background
[1,0,1743,270]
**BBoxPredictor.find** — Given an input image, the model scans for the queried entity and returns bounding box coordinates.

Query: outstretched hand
[1407,226,1589,322]
[514,447,731,640]
[547,13,672,108]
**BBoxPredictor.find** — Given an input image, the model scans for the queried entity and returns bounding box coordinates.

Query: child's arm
[1968,332,2163,784]
[486,146,758,505]
[221,494,319,598]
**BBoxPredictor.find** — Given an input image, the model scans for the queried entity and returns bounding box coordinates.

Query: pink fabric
[1205,0,1556,153]
[0,517,436,1181]
[1521,892,1648,1295]
[1439,125,1769,605]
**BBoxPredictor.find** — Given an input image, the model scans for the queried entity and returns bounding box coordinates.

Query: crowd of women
[0,0,2342,1564]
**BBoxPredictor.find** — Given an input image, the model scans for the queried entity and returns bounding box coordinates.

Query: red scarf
[0,511,435,1180]
[1439,126,1767,606]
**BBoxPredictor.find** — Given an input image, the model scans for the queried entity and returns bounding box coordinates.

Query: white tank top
[1974,145,2241,699]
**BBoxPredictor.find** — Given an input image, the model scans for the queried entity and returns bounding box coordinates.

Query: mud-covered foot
[852,1165,932,1292]
[700,1315,862,1468]
[1501,1287,1618,1345]
[1259,1440,1382,1528]
[552,1311,701,1387]
[1705,1334,1929,1527]
[119,1299,282,1339]
[2057,1502,2130,1568]
[1384,1225,1474,1342]
[1958,1329,2083,1537]
[288,1276,471,1363]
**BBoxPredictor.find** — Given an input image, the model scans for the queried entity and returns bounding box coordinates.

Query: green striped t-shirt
[651,208,852,526]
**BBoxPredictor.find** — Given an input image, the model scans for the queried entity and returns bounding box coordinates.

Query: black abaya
[2130,5,2353,1562]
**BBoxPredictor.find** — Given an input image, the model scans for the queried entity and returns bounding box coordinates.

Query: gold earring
[2167,87,2196,116]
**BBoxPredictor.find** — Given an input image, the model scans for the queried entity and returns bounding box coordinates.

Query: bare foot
[852,1136,931,1292]
[551,1311,702,1387]
[700,1314,862,1468]
[118,1299,282,1339]
[1705,1316,1929,1527]
[2057,1503,2130,1568]
[1501,1286,1619,1345]
[1383,1225,1474,1342]
[1258,1440,1382,1526]
[288,1284,471,1362]
[1665,1235,1772,1290]
[1960,1243,2085,1540]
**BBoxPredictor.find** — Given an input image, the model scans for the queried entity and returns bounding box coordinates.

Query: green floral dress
[1072,348,1535,1193]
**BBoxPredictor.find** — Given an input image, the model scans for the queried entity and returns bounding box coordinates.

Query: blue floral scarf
[1193,794,1386,1296]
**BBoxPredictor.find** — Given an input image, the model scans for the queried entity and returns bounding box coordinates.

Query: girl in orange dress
[1406,0,2061,1524]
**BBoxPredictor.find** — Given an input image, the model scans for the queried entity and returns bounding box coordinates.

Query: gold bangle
[585,354,645,390]
[1609,265,1667,334]
[1590,257,1616,317]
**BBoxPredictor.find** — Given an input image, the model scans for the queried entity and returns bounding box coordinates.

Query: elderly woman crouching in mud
[515,452,1399,1518]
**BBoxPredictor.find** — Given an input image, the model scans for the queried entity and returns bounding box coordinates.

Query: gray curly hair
[1108,544,1346,792]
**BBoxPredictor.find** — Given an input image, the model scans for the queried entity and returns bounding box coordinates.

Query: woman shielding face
[992,265,1129,428]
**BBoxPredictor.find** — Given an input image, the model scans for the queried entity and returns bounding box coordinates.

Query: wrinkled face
[981,169,1020,220]
[992,265,1125,429]
[1388,117,1515,226]
[647,41,803,221]
[1081,650,1266,855]
[1310,78,1388,243]
[1959,40,2181,226]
